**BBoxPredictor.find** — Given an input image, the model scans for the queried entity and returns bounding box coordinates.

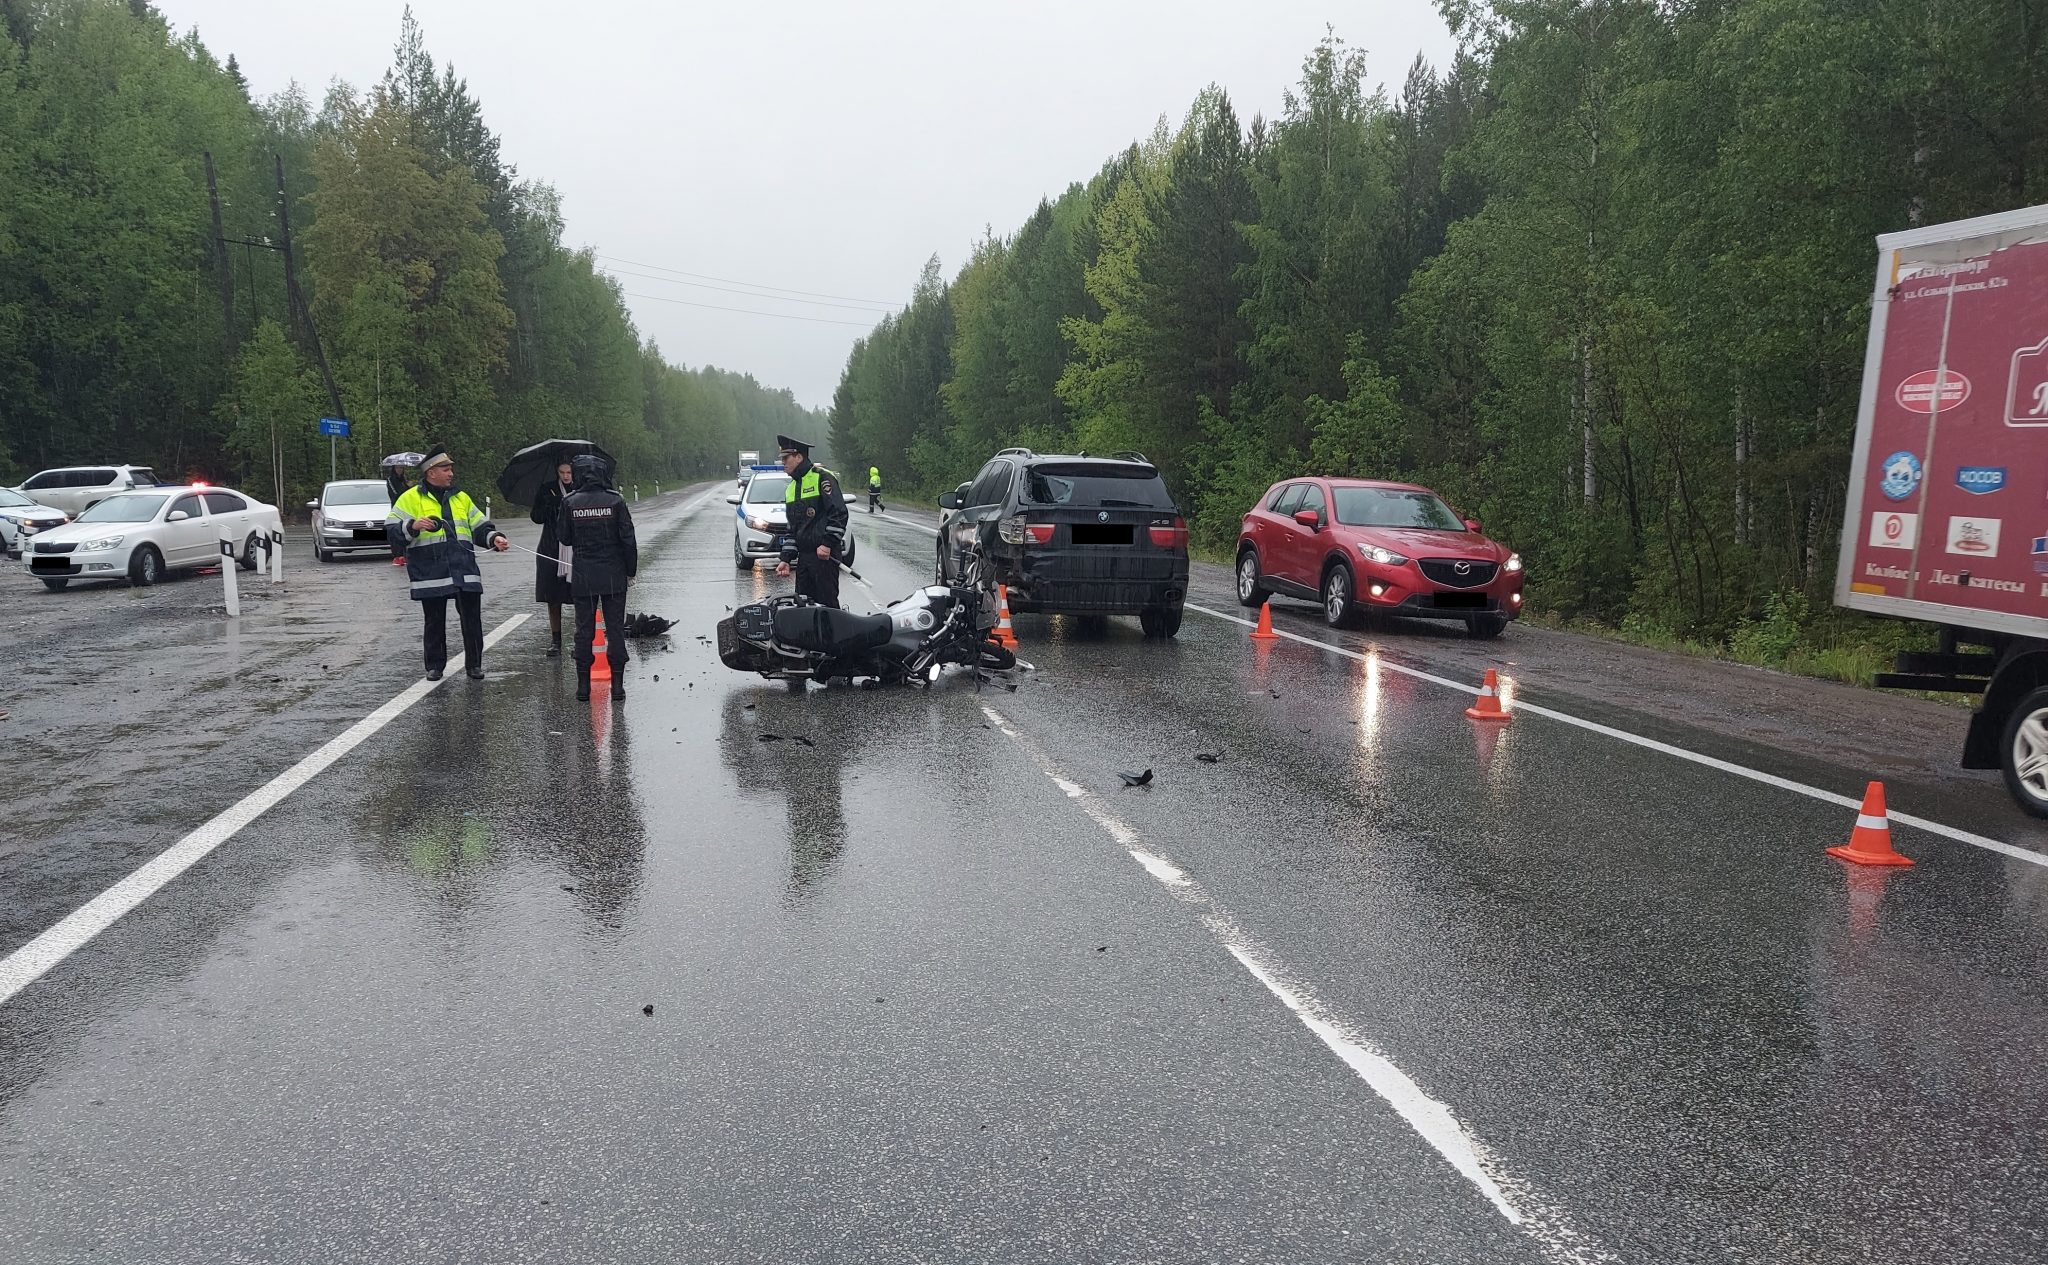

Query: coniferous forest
[0,1,821,511]
[829,2,2048,638]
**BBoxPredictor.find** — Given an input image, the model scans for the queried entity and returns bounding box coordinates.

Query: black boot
[610,665,626,701]
[546,635,561,658]
[576,665,591,701]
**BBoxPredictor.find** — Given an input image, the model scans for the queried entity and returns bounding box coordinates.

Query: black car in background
[937,448,1190,637]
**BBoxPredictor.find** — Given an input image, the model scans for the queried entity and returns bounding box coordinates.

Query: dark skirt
[535,550,572,604]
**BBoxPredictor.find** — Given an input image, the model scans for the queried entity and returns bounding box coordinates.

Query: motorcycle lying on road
[717,545,1015,688]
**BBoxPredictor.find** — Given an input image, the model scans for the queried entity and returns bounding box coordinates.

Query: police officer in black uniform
[555,454,638,701]
[772,434,848,610]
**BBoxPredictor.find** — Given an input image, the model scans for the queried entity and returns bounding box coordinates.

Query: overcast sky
[161,1,1459,410]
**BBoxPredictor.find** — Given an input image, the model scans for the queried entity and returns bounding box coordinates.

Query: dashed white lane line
[0,613,534,1009]
[981,703,1613,1265]
[1184,602,2048,868]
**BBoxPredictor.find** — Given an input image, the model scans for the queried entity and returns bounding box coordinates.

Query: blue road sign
[318,417,351,437]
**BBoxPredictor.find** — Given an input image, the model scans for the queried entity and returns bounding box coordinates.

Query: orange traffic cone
[1464,668,1511,721]
[1827,781,1913,867]
[589,608,613,681]
[994,585,1019,648]
[1251,600,1279,641]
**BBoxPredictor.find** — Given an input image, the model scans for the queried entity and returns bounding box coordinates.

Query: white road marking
[872,510,940,536]
[981,702,1613,1265]
[1186,602,2048,868]
[0,613,532,1009]
[863,513,2039,863]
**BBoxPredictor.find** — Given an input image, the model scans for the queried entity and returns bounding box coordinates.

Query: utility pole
[273,154,346,426]
[203,151,237,363]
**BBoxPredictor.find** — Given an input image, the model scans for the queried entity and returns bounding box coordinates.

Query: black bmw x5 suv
[936,448,1190,637]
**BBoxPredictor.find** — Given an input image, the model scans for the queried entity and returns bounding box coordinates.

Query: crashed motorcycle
[717,548,1015,687]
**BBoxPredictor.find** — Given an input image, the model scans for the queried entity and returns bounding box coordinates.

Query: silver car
[308,479,395,562]
[0,488,69,558]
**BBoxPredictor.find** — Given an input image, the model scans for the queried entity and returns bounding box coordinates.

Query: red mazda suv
[1234,478,1524,638]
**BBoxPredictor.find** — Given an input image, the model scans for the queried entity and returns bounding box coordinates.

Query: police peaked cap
[420,445,452,473]
[776,435,812,457]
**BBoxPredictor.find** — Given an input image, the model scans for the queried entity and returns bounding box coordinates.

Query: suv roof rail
[1108,450,1150,464]
[994,446,1036,458]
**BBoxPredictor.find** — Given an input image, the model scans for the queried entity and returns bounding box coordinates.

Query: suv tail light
[1148,517,1188,549]
[1002,514,1055,545]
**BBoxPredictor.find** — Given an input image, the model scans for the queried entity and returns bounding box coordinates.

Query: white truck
[737,450,760,487]
[1836,203,2048,814]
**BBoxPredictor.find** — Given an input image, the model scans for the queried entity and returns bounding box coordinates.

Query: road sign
[318,417,351,437]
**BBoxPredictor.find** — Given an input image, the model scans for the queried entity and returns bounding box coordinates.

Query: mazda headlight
[79,536,124,551]
[1504,553,1523,573]
[1358,543,1409,566]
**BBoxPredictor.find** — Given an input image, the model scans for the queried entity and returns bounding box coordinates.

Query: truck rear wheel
[2000,685,2048,818]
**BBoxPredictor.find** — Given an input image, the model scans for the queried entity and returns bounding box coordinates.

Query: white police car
[728,463,855,570]
[730,465,788,569]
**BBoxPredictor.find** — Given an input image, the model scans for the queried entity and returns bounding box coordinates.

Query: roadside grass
[1522,598,1971,705]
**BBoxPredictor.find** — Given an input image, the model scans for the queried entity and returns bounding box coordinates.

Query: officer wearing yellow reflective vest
[772,434,848,609]
[388,446,510,680]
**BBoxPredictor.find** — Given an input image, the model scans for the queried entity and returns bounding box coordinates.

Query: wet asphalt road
[3,489,2047,1264]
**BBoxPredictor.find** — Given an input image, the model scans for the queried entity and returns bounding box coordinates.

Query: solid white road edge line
[862,508,2032,864]
[1183,602,2048,869]
[0,613,532,1010]
[980,702,1614,1265]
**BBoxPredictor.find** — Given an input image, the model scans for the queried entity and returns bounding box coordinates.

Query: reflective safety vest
[868,468,882,490]
[389,483,495,600]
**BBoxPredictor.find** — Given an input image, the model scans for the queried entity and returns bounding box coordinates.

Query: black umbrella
[496,439,614,506]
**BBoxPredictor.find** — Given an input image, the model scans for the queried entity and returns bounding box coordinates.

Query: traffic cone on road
[1251,600,1279,641]
[1827,781,1913,867]
[590,609,613,681]
[994,585,1019,648]
[1464,668,1511,721]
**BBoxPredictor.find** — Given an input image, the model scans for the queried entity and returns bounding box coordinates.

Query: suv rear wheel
[1235,548,1266,608]
[1139,605,1184,639]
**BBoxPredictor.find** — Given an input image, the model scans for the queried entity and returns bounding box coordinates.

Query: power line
[619,290,883,328]
[595,253,902,307]
[600,265,899,314]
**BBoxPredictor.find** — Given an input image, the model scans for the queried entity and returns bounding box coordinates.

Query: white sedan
[24,485,283,590]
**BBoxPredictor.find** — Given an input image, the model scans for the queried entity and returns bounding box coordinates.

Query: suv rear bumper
[1003,555,1190,615]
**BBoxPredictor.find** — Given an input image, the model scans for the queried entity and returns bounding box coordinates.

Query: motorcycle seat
[773,604,894,655]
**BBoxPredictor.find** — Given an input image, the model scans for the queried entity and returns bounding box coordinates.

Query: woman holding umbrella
[531,459,575,656]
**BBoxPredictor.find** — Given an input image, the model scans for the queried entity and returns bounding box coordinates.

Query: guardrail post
[268,528,286,585]
[218,528,240,617]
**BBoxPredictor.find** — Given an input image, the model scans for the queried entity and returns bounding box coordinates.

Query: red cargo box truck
[1837,203,2048,814]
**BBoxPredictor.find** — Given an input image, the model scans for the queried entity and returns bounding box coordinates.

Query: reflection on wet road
[2,490,2045,1263]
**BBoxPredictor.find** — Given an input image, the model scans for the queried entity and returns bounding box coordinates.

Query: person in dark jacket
[556,454,638,701]
[772,434,848,609]
[387,446,510,680]
[530,460,575,656]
